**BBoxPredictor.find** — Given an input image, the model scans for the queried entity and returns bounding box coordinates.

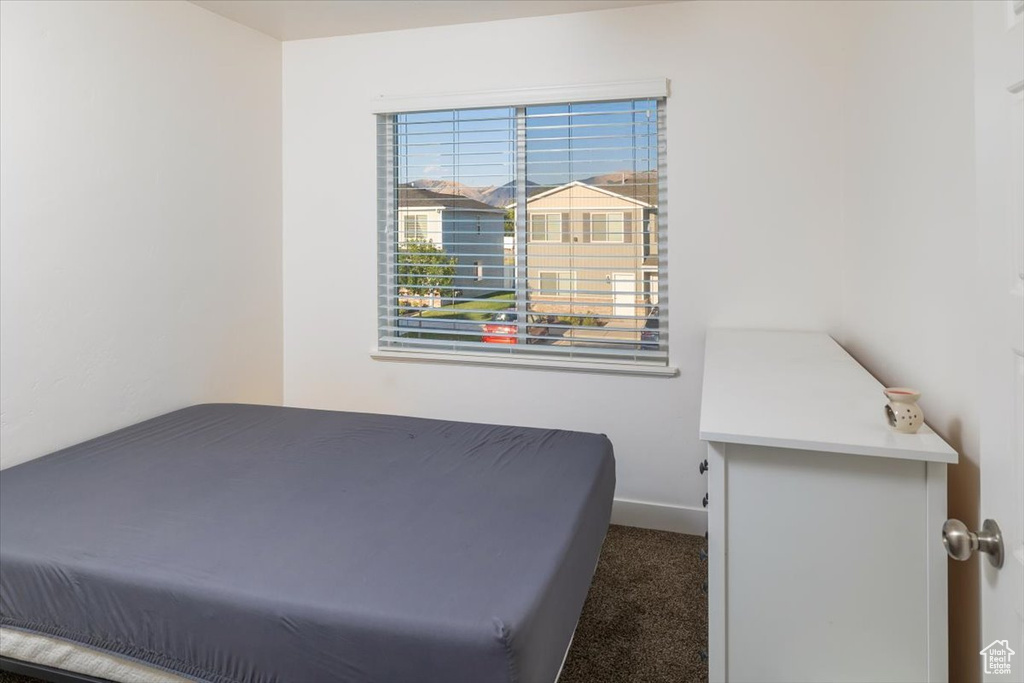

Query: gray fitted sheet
[0,404,615,683]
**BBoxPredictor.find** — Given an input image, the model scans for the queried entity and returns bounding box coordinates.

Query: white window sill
[371,348,679,377]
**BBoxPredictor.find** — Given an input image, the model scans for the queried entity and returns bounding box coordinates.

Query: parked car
[640,306,660,350]
[481,312,553,344]
[481,311,518,344]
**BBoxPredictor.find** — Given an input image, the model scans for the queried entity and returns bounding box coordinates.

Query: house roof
[587,179,658,206]
[398,187,502,212]
[506,180,656,209]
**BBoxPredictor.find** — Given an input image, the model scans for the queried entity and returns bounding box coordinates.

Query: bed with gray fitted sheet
[0,404,615,683]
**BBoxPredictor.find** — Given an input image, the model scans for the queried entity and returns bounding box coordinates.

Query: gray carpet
[0,525,708,683]
[560,525,709,683]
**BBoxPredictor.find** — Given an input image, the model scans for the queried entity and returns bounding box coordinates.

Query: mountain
[404,170,655,207]
[581,169,657,188]
[405,179,493,205]
[404,179,536,208]
[580,170,658,204]
[478,180,538,208]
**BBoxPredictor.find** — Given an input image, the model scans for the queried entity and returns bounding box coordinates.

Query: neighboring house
[507,180,659,319]
[397,187,506,297]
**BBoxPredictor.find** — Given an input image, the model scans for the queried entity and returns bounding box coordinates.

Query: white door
[611,273,636,319]
[974,1,1024,679]
[643,271,660,306]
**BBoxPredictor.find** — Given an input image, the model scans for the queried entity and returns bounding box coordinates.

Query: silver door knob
[942,518,1004,568]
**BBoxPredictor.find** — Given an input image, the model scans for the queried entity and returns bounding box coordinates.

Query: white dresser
[699,329,958,683]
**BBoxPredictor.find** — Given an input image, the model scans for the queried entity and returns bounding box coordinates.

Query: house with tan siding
[508,181,659,320]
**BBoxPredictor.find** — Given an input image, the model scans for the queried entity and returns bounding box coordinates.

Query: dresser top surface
[699,329,958,463]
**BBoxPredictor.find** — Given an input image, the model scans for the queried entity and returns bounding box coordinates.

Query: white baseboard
[611,498,707,535]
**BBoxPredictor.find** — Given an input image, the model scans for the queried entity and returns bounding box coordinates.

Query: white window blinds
[377,97,667,369]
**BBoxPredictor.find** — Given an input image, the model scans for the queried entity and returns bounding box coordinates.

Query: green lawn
[407,291,514,322]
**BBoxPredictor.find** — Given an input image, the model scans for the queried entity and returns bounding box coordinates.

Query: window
[590,212,625,243]
[537,271,573,296]
[401,213,429,243]
[377,92,668,372]
[530,213,562,242]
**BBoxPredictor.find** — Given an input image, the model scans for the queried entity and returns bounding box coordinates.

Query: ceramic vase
[884,387,924,434]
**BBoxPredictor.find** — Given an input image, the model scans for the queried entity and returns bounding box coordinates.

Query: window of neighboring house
[377,92,669,372]
[537,271,573,297]
[590,212,625,243]
[529,213,561,242]
[402,214,429,242]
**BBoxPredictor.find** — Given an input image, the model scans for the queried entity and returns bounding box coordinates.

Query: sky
[395,99,658,191]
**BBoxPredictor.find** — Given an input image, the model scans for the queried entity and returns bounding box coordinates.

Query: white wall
[282,0,847,528]
[0,0,283,469]
[837,2,979,679]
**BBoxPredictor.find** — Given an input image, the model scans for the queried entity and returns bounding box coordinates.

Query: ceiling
[189,0,678,41]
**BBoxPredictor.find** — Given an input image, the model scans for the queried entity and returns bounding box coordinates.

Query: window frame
[400,212,430,244]
[529,213,562,243]
[375,87,675,377]
[589,212,626,243]
[536,270,574,298]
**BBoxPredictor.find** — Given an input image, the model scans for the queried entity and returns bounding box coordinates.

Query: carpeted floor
[559,525,709,683]
[0,525,708,683]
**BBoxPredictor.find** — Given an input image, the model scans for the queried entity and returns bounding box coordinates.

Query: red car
[481,311,518,344]
[482,312,552,344]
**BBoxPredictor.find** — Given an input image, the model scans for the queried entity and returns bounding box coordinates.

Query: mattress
[0,627,190,682]
[0,404,615,683]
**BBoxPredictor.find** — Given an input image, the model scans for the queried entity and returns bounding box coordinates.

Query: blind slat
[378,335,667,359]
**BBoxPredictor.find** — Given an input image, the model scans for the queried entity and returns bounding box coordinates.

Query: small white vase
[884,387,924,434]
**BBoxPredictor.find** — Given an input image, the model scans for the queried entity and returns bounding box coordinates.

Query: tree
[504,208,515,237]
[397,240,457,299]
